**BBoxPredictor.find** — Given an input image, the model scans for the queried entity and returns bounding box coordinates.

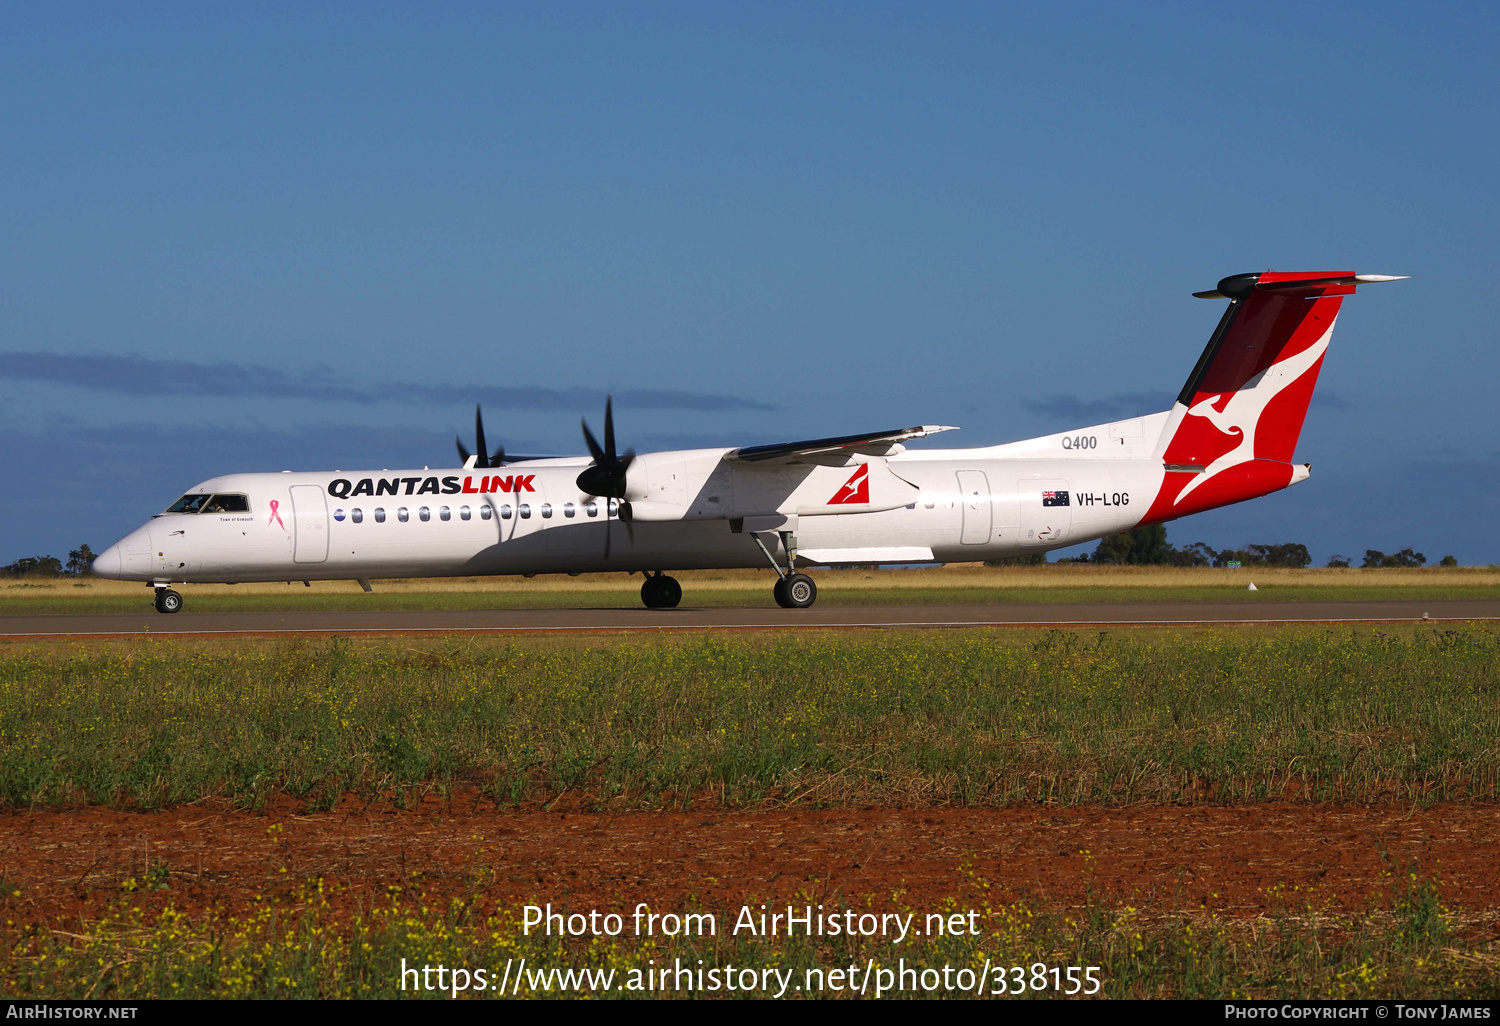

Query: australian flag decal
[1041,490,1070,507]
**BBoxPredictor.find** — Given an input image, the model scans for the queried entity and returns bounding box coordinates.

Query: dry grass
[8,564,1499,599]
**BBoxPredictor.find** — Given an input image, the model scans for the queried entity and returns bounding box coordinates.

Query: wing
[725,425,958,465]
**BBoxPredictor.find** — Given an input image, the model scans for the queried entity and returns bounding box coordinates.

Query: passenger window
[374,508,386,523]
[480,505,492,521]
[333,509,346,522]
[923,497,935,509]
[519,504,531,519]
[351,508,363,524]
[540,503,552,518]
[397,507,409,522]
[585,500,598,518]
[439,506,451,521]
[460,505,471,520]
[563,502,576,518]
[419,507,431,522]
[608,498,620,516]
[501,504,513,520]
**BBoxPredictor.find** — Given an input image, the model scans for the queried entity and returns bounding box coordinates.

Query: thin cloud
[1310,390,1349,410]
[1021,391,1175,422]
[635,431,784,451]
[399,383,774,412]
[1023,388,1350,421]
[0,352,775,412]
[0,352,369,402]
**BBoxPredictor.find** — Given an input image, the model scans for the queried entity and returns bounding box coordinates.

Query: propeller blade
[474,406,489,469]
[580,419,605,463]
[603,396,616,462]
[456,404,507,468]
[619,500,634,543]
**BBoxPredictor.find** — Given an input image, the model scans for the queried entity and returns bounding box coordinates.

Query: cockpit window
[165,494,212,514]
[203,494,250,513]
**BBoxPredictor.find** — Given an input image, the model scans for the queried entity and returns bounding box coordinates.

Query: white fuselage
[93,413,1208,585]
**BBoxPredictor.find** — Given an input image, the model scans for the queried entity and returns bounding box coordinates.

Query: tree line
[989,525,1457,568]
[2,545,98,577]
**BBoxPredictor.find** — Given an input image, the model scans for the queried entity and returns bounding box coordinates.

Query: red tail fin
[1143,270,1368,523]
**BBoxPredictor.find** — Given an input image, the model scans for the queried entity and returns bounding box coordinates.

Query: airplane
[92,270,1405,613]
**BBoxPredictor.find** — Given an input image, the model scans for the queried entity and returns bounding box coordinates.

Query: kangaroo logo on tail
[1174,326,1331,504]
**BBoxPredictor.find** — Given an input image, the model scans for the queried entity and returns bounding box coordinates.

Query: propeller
[455,405,507,469]
[576,396,635,558]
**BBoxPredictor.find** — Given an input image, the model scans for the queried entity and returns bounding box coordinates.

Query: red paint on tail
[1140,271,1353,525]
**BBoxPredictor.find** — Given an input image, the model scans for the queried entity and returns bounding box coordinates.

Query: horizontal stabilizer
[1193,272,1408,299]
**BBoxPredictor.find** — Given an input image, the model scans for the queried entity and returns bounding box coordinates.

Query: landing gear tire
[154,589,183,614]
[640,574,682,609]
[773,573,816,609]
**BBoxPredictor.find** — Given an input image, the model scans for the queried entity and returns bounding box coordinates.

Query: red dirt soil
[5,793,1500,928]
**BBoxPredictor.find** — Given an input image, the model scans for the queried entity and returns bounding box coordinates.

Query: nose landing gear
[640,573,682,609]
[153,587,183,614]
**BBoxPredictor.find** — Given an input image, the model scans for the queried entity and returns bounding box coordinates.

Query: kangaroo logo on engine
[828,465,870,505]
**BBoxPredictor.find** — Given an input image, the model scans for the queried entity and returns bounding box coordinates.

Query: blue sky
[3,3,1496,565]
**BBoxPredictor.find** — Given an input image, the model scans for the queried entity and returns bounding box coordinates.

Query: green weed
[2,625,1498,809]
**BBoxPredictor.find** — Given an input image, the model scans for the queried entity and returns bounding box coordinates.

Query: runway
[3,599,1499,637]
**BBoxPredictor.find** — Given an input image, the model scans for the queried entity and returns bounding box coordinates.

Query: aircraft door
[1018,479,1072,546]
[956,470,992,545]
[289,485,329,563]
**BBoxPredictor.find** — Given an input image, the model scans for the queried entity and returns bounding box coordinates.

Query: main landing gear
[640,572,682,609]
[750,529,818,609]
[772,574,817,609]
[153,587,183,614]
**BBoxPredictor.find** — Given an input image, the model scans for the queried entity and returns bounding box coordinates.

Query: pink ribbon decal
[268,499,285,529]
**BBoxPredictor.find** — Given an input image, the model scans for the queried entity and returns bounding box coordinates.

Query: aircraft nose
[91,542,124,579]
[92,524,152,580]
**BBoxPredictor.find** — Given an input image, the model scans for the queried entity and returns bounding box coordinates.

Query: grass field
[5,623,1500,999]
[4,565,1498,614]
[4,623,1498,809]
